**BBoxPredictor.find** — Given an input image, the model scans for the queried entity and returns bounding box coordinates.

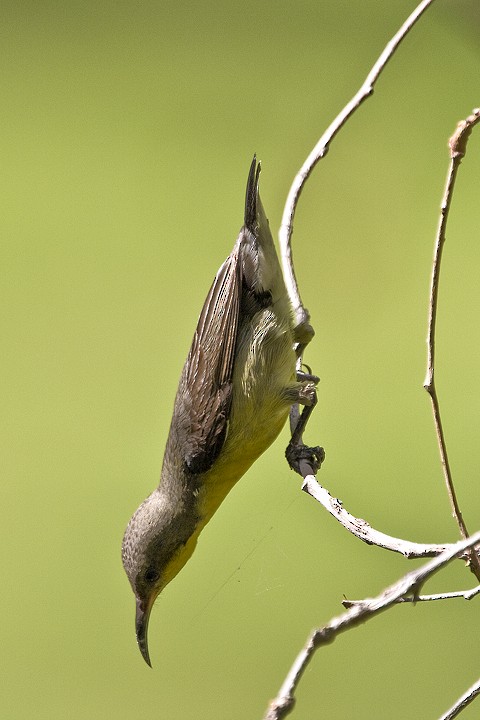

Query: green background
[2,1,479,718]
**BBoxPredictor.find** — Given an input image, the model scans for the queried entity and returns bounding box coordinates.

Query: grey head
[122,489,199,666]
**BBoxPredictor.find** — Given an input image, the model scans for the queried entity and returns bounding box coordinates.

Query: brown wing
[180,247,241,474]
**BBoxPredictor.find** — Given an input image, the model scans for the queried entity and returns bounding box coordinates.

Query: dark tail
[244,155,261,232]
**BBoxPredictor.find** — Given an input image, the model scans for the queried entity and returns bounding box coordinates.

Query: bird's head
[122,489,200,666]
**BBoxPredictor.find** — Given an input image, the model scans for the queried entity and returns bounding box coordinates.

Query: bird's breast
[197,306,296,523]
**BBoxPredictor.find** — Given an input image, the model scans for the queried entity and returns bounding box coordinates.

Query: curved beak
[135,595,154,667]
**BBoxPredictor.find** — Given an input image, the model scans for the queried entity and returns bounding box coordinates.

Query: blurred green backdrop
[1,1,479,718]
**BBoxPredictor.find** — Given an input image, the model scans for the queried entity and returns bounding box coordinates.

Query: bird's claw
[286,443,325,477]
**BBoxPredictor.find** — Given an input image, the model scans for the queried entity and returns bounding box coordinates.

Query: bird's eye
[144,567,159,584]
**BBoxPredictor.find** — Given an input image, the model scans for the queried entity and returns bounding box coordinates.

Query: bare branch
[343,585,480,607]
[263,532,480,720]
[281,0,451,570]
[279,0,437,331]
[424,108,480,579]
[437,678,480,720]
[301,475,453,558]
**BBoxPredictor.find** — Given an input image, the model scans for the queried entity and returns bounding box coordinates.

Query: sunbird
[122,156,321,665]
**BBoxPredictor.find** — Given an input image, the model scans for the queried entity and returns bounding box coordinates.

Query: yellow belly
[198,306,296,523]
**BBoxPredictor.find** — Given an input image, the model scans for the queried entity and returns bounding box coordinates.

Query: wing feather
[180,247,241,474]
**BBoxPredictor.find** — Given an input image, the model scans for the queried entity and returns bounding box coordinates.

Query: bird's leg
[286,370,325,477]
[292,308,315,344]
[296,367,319,385]
[292,316,315,359]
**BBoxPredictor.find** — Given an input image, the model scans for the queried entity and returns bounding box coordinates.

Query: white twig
[302,475,455,559]
[437,678,480,720]
[263,532,480,720]
[343,585,480,607]
[279,0,437,331]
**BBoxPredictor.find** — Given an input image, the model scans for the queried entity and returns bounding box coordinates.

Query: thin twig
[437,678,480,720]
[301,475,454,559]
[279,0,437,331]
[263,532,480,720]
[343,584,480,607]
[424,108,480,580]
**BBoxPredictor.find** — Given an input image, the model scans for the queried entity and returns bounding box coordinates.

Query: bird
[122,156,322,666]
